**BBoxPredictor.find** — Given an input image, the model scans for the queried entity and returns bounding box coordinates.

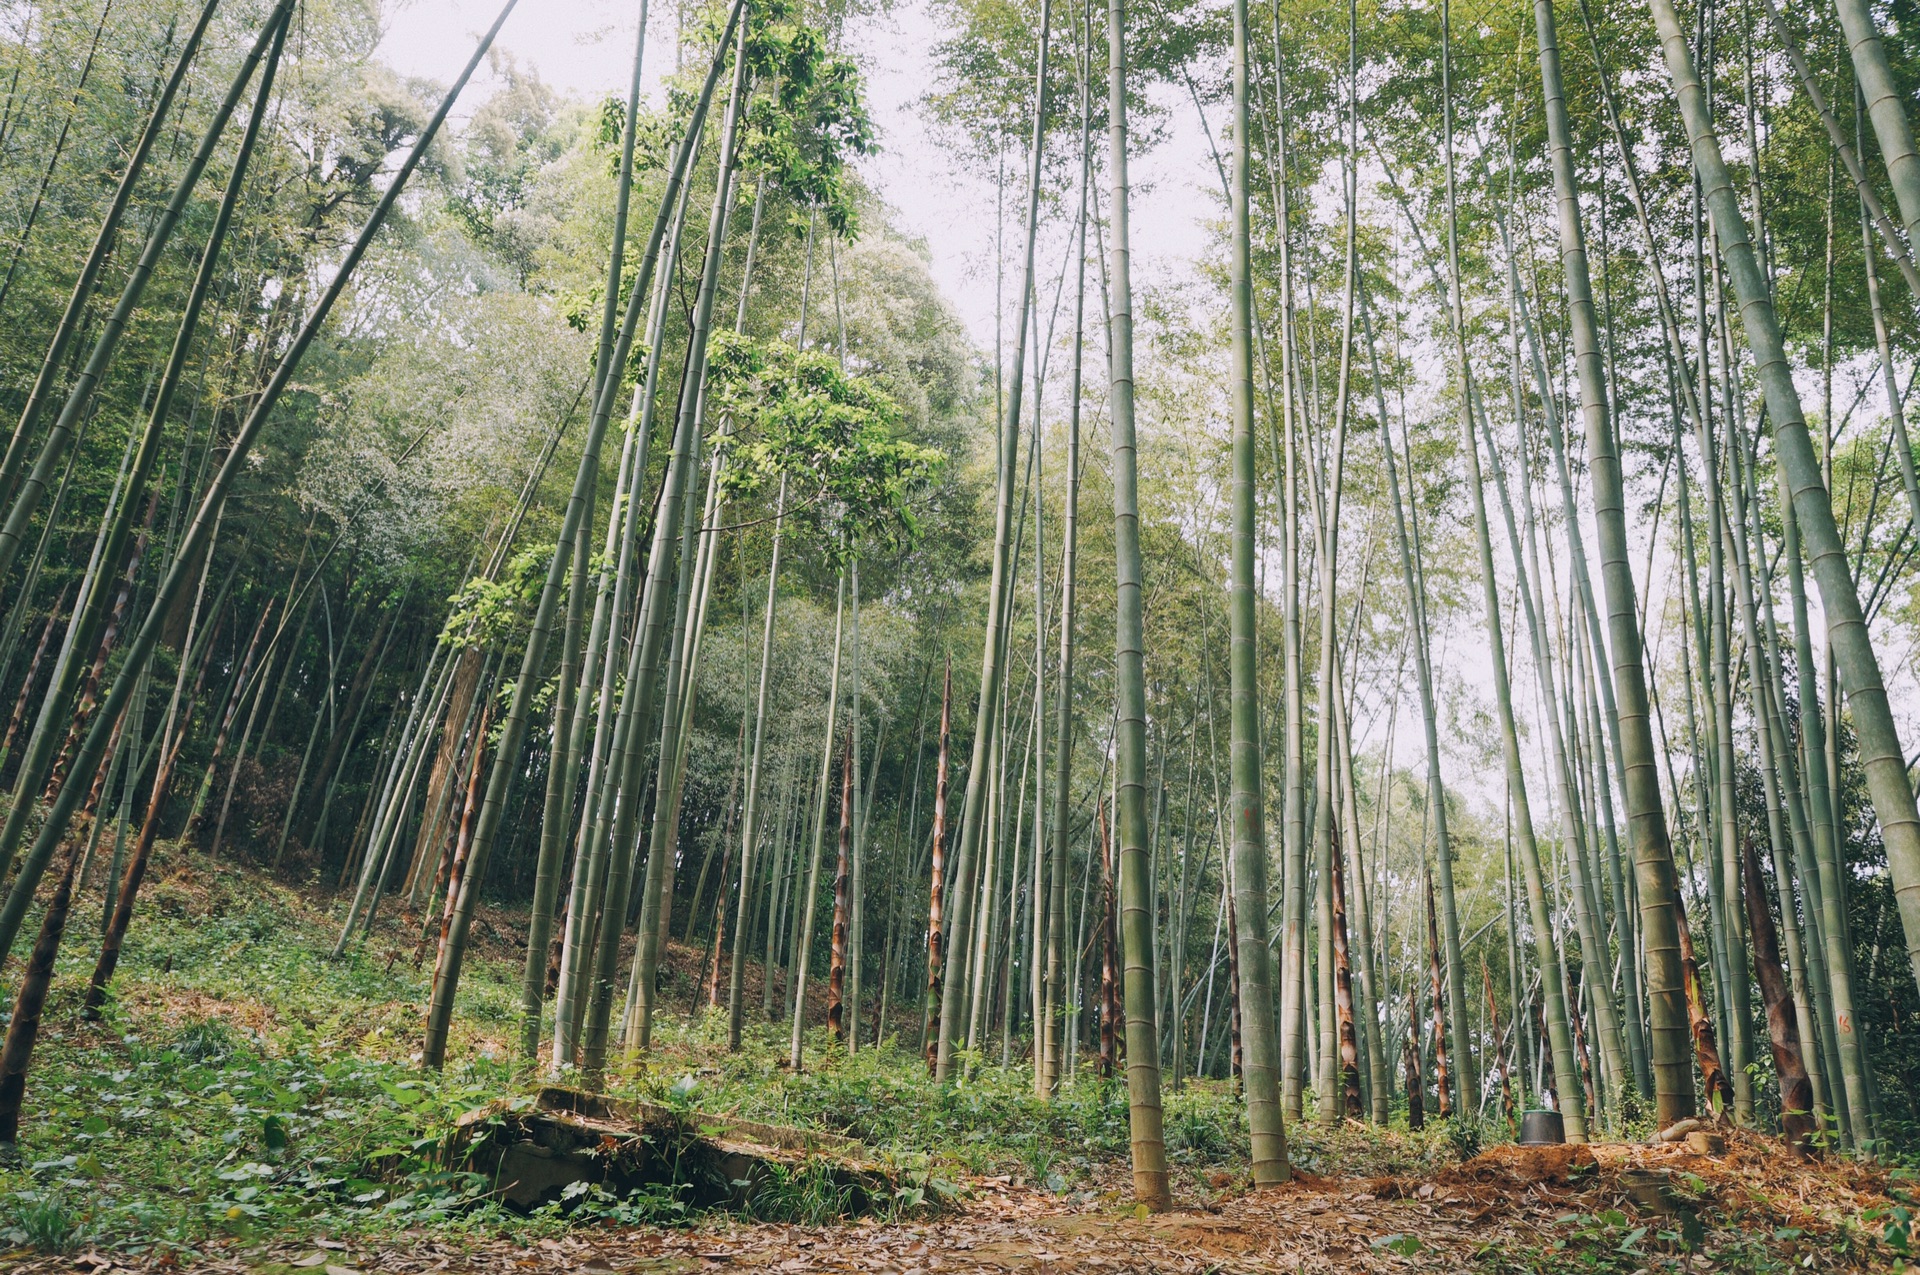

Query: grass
[1,845,1906,1274]
[0,848,537,1258]
[0,844,1262,1259]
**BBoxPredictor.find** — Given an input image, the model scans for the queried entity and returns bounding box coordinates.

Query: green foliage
[0,1188,80,1253]
[440,550,548,650]
[709,334,945,557]
[739,4,876,237]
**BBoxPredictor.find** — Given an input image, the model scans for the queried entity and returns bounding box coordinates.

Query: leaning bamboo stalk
[1647,0,1920,1002]
[18,0,521,1006]
[0,0,296,587]
[1831,0,1920,253]
[423,0,743,1072]
[0,9,291,897]
[0,0,221,513]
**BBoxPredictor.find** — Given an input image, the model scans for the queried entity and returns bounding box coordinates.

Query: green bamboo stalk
[933,0,1051,1085]
[518,6,652,1063]
[0,0,296,587]
[608,37,752,1061]
[1832,0,1920,252]
[25,0,520,993]
[1042,40,1091,1092]
[422,0,743,1071]
[1442,0,1584,1139]
[1776,448,1869,1144]
[1482,377,1627,1120]
[0,0,220,513]
[790,574,846,1069]
[1227,0,1286,1179]
[1529,0,1688,1117]
[1360,292,1475,1124]
[728,477,787,1047]
[1105,0,1169,1204]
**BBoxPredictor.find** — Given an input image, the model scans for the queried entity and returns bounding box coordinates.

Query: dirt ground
[21,1130,1902,1274]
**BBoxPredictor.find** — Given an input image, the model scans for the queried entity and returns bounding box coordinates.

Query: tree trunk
[1102,0,1169,1201]
[0,836,83,1147]
[789,576,847,1070]
[1425,868,1451,1120]
[1652,0,1920,1004]
[1673,887,1733,1117]
[726,478,786,1046]
[1404,986,1424,1131]
[925,658,951,1073]
[1440,0,1583,1137]
[1833,0,1920,253]
[1534,0,1689,1122]
[1330,823,1361,1121]
[1484,961,1516,1131]
[1099,799,1117,1080]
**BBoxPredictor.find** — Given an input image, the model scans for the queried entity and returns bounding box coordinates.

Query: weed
[742,1157,856,1225]
[1,1188,79,1252]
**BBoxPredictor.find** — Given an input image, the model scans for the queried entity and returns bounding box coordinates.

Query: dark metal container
[1518,1109,1565,1145]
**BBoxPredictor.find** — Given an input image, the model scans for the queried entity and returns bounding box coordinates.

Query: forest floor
[0,846,1910,1273]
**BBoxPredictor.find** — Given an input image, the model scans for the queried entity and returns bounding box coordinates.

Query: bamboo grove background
[0,0,1916,1186]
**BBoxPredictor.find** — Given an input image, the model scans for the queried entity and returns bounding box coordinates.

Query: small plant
[2,1189,80,1253]
[171,1018,240,1064]
[1373,1232,1425,1258]
[742,1157,855,1225]
[1867,1202,1914,1258]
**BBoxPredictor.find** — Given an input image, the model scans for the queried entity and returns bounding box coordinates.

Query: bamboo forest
[5,0,1920,1266]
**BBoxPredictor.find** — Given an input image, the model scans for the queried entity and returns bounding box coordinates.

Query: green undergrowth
[0,851,1267,1258]
[599,1015,1482,1192]
[12,850,1833,1272]
[0,849,535,1259]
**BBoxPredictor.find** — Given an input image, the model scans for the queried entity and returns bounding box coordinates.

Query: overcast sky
[373,0,1218,351]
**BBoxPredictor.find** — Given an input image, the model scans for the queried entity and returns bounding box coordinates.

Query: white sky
[373,0,1218,349]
